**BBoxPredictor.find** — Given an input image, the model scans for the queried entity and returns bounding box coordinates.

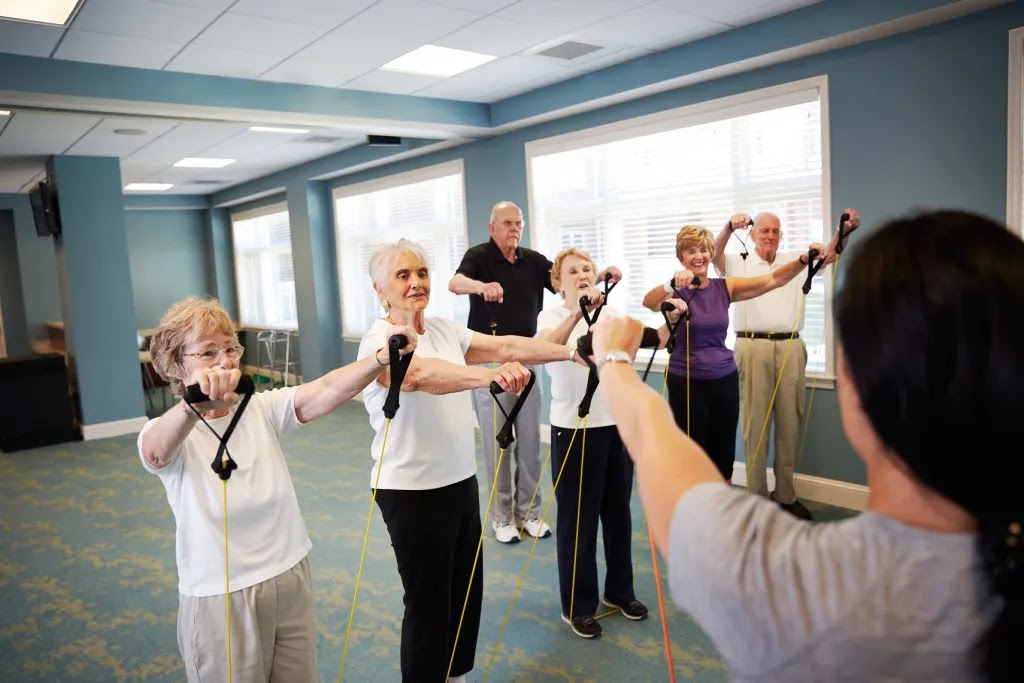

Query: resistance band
[338,334,413,683]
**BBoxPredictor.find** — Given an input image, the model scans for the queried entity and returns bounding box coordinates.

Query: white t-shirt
[723,251,808,333]
[358,317,477,490]
[536,305,623,429]
[137,387,312,597]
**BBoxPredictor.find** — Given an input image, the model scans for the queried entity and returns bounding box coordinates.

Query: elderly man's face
[753,216,782,255]
[489,205,524,251]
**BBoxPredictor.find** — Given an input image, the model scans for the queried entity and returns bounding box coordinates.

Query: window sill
[637,355,835,390]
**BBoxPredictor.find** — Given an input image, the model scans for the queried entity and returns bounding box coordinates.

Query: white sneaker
[520,518,552,539]
[492,521,521,544]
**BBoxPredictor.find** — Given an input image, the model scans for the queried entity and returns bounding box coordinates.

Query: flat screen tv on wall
[28,180,61,237]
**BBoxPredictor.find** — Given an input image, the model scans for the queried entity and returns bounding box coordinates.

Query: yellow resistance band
[446,442,510,681]
[223,478,233,683]
[338,418,392,682]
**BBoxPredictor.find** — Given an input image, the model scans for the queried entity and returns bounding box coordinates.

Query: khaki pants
[177,556,317,683]
[735,337,806,503]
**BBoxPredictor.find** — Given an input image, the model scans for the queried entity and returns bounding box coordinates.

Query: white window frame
[231,201,298,331]
[525,76,836,387]
[1007,27,1024,236]
[332,159,470,341]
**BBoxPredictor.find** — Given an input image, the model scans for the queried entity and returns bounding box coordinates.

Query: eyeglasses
[183,345,244,363]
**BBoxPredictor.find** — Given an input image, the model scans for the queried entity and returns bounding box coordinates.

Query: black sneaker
[561,613,602,638]
[773,493,813,521]
[601,597,649,621]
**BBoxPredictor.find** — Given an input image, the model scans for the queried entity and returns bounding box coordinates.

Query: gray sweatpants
[471,364,543,525]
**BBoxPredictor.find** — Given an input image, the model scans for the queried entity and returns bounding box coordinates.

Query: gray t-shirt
[669,484,997,682]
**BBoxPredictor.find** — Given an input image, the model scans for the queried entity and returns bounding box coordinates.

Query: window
[1008,27,1024,235]
[333,160,470,337]
[232,202,298,329]
[527,78,834,379]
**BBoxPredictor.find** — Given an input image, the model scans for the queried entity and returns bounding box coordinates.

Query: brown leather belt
[736,331,798,341]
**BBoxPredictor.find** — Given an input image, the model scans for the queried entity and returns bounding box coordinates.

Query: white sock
[449,675,467,683]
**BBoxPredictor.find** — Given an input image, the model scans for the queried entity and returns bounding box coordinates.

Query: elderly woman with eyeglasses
[138,295,416,683]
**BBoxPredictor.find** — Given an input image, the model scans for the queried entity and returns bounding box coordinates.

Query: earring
[380,298,390,310]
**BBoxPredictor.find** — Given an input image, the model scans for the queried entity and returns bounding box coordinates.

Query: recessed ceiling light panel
[0,0,81,25]
[174,158,235,168]
[124,183,174,192]
[381,45,496,78]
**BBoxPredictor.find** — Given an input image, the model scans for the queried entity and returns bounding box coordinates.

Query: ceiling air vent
[535,41,602,60]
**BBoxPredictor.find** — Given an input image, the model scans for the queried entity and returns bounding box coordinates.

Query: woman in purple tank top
[641,223,827,480]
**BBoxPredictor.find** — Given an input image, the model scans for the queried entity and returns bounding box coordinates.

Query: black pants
[666,370,739,480]
[375,475,482,682]
[551,425,636,618]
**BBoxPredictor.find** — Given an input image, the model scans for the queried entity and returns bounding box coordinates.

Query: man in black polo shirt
[450,201,621,544]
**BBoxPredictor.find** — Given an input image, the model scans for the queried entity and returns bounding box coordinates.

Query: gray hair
[368,239,431,287]
[489,200,522,224]
[753,212,781,231]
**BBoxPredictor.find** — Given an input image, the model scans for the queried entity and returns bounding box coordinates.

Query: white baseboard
[82,416,149,441]
[540,422,867,511]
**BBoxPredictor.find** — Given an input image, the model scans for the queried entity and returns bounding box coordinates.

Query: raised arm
[589,316,724,556]
[726,244,824,302]
[464,331,576,367]
[537,308,585,346]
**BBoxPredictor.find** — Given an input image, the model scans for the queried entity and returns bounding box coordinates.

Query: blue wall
[0,209,29,357]
[125,209,212,329]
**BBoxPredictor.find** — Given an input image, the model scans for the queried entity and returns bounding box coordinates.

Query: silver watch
[597,350,633,369]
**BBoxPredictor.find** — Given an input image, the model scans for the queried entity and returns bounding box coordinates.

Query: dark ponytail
[834,210,1024,682]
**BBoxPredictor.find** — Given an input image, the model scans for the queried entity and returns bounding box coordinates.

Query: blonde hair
[675,225,715,262]
[550,247,597,297]
[149,296,237,396]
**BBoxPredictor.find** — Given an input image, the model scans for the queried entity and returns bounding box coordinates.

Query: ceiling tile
[198,129,294,159]
[229,0,377,27]
[574,4,727,51]
[0,157,46,193]
[193,12,329,55]
[0,19,64,57]
[154,0,235,9]
[343,69,443,95]
[422,0,519,11]
[414,55,574,102]
[567,45,655,71]
[66,117,179,156]
[127,122,251,164]
[54,29,182,69]
[653,0,820,26]
[165,44,283,79]
[495,0,645,34]
[0,112,101,155]
[120,160,169,183]
[295,0,481,64]
[259,56,348,87]
[435,16,564,58]
[70,0,221,42]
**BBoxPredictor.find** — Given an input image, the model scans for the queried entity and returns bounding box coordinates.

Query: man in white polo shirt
[711,210,858,520]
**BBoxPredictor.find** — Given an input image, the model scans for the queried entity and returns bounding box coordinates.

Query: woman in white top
[138,295,416,683]
[536,247,684,639]
[588,210,1024,682]
[357,239,585,683]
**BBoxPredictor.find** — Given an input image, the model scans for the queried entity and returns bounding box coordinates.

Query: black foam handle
[184,375,256,404]
[834,212,852,254]
[488,368,538,397]
[382,334,415,419]
[389,334,408,350]
[660,301,690,321]
[691,275,702,287]
[575,327,659,358]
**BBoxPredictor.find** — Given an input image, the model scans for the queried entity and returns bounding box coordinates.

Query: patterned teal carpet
[0,400,855,682]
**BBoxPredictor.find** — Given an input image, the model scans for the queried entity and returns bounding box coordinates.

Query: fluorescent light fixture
[250,126,310,134]
[174,158,235,168]
[0,110,10,117]
[125,183,174,192]
[381,45,496,78]
[0,0,80,25]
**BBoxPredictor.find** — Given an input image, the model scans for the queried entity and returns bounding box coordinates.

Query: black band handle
[833,212,852,254]
[801,248,823,295]
[486,369,537,449]
[574,327,660,359]
[184,375,256,404]
[182,376,257,482]
[382,334,414,419]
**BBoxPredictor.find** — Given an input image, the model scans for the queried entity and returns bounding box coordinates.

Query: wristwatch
[597,350,633,370]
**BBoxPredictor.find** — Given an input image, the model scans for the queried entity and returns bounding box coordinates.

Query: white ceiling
[0,0,823,193]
